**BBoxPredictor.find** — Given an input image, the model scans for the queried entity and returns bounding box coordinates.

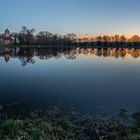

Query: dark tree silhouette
[1,26,140,47]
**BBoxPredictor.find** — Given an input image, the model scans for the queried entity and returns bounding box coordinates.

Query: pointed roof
[5,28,10,34]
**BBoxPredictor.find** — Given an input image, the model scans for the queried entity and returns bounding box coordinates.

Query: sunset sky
[0,0,140,36]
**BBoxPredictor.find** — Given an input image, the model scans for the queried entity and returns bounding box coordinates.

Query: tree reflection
[0,47,140,65]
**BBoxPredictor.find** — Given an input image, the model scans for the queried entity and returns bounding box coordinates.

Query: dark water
[0,47,140,116]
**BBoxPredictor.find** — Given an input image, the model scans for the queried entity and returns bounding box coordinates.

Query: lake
[0,47,140,117]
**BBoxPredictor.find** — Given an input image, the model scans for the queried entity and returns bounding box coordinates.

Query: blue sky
[0,0,140,36]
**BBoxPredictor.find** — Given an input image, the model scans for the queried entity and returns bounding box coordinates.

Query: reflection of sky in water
[0,48,140,114]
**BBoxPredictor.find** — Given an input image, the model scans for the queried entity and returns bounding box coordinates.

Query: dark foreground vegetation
[1,26,140,47]
[0,105,140,140]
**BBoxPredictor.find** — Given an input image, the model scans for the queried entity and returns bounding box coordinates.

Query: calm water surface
[0,47,140,115]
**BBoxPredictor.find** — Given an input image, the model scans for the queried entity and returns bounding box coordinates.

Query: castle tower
[3,29,13,45]
[4,29,11,40]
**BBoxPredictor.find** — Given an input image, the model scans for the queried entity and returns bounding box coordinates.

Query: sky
[0,0,140,36]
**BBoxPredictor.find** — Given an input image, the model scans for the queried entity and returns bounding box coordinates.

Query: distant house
[0,29,14,45]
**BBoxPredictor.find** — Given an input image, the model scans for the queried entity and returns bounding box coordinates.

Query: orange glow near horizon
[76,34,140,42]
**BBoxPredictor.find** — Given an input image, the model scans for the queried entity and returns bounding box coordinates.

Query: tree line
[1,26,140,46]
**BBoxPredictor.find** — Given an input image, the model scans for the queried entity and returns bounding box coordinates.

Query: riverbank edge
[0,44,140,49]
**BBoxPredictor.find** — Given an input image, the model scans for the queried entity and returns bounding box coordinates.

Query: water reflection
[0,47,140,65]
[0,46,140,117]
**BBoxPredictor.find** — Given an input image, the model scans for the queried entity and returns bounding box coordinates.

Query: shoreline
[0,45,140,49]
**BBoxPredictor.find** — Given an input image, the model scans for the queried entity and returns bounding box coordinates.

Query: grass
[0,106,140,139]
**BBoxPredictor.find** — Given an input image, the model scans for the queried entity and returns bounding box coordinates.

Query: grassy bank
[0,107,140,140]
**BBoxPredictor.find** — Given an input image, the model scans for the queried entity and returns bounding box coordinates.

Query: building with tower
[0,29,13,45]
